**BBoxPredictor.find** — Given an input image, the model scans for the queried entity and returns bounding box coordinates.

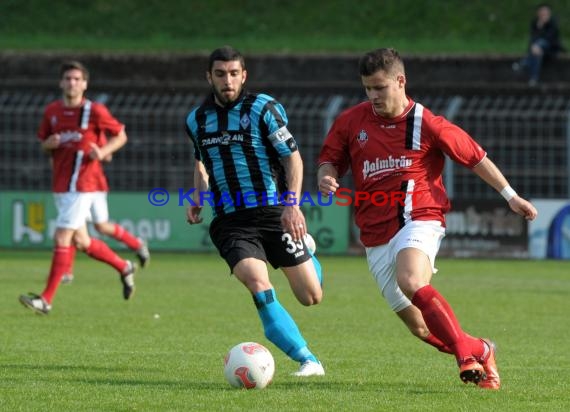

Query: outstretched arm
[472,157,538,220]
[186,160,208,225]
[280,151,306,240]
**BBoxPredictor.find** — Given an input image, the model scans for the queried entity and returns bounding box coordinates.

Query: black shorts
[209,206,312,272]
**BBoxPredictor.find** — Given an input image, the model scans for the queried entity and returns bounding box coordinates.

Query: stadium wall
[2,52,569,257]
[2,51,570,94]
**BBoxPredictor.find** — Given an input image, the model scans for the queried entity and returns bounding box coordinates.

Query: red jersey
[38,99,124,193]
[319,98,486,247]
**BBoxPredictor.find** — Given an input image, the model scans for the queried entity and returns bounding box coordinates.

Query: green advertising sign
[0,191,349,254]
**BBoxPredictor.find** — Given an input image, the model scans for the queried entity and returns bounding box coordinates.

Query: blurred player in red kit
[19,61,138,314]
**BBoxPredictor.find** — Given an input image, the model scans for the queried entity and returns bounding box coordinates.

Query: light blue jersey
[185,92,298,216]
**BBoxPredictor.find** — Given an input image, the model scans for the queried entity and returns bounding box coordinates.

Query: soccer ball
[224,342,275,390]
[304,233,316,255]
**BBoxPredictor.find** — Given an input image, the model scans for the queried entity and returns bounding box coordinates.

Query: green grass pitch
[1,251,569,411]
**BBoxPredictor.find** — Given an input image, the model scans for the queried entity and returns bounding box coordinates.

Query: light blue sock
[311,255,323,286]
[253,289,316,363]
[305,235,323,286]
[290,346,318,363]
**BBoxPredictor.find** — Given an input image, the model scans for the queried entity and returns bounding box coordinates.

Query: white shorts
[54,192,97,230]
[365,220,445,312]
[87,192,109,224]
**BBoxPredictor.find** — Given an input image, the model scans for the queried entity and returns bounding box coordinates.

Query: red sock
[111,223,141,251]
[465,333,485,360]
[412,285,473,363]
[423,333,483,358]
[41,246,72,304]
[423,333,453,354]
[66,245,76,274]
[86,238,128,273]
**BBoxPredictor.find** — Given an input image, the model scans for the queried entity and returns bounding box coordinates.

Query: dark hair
[208,46,246,72]
[60,60,89,81]
[358,48,405,77]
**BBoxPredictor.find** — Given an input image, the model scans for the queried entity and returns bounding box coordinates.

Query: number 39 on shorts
[281,233,304,254]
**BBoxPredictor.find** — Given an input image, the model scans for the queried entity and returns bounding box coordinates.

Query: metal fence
[1,89,569,200]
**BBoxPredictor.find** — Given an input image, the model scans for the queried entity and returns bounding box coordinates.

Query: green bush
[1,0,568,53]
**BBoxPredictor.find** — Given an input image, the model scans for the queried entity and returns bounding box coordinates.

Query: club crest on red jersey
[357,129,368,147]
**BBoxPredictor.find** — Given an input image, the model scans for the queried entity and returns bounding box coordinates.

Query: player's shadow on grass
[1,363,160,373]
[68,379,451,393]
[2,364,454,393]
[268,380,451,394]
[63,378,197,388]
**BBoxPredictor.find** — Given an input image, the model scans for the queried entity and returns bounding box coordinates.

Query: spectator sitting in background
[512,3,565,86]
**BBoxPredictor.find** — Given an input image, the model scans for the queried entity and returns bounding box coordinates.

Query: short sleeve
[318,115,351,177]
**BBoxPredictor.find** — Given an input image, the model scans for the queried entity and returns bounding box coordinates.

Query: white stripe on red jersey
[38,99,123,193]
[412,104,423,150]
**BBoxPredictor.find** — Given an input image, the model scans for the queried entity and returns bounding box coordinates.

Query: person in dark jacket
[513,4,565,86]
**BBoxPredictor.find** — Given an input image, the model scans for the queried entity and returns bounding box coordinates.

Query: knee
[53,229,73,247]
[311,290,323,305]
[74,243,86,252]
[298,289,323,306]
[408,323,430,339]
[72,232,91,251]
[53,232,67,246]
[243,279,272,295]
[397,275,425,299]
[531,44,544,56]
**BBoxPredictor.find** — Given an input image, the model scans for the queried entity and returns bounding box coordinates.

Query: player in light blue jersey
[185,46,324,377]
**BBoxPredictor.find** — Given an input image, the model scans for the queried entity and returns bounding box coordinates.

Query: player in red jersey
[61,134,150,285]
[19,61,138,314]
[318,48,537,390]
